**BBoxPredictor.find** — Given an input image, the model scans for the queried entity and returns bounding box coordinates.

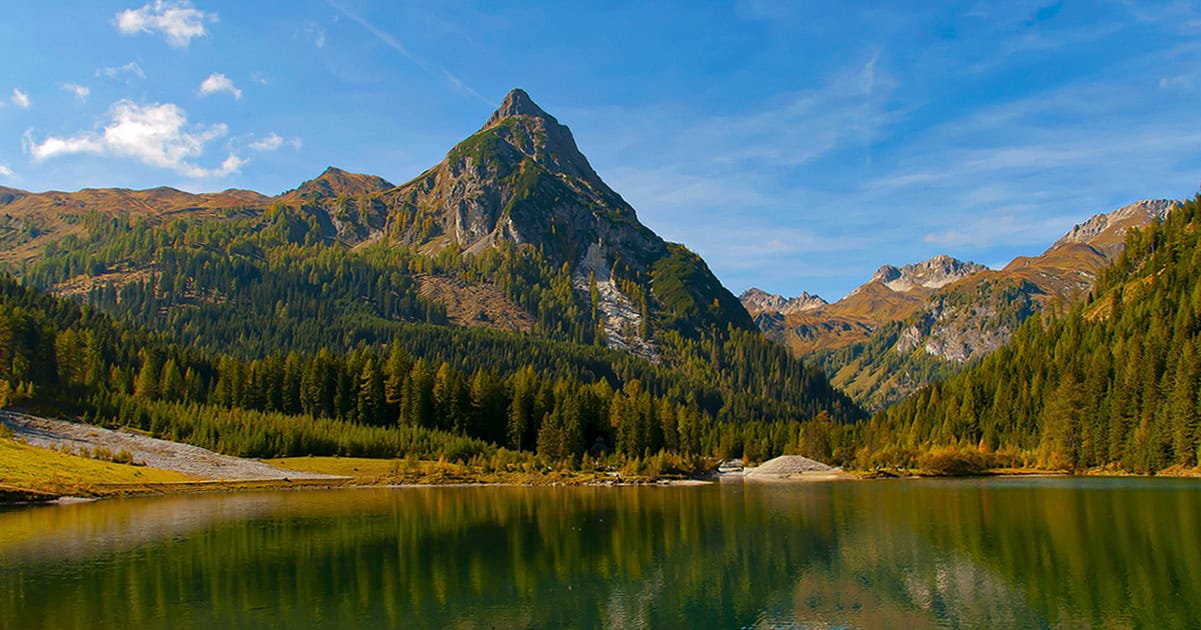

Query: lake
[1,478,1199,629]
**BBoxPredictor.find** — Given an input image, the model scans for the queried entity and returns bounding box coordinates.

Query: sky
[2,1,1200,300]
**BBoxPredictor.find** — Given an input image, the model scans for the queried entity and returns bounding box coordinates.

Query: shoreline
[9,465,1199,507]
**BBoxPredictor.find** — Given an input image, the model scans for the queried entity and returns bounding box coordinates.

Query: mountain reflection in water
[1,478,1197,629]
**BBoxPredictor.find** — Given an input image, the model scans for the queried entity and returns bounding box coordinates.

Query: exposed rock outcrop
[739,287,827,315]
[864,255,987,294]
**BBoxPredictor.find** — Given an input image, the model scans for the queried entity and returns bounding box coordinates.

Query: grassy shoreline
[6,440,1199,505]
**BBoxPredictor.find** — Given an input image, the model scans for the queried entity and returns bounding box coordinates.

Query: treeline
[856,194,1201,473]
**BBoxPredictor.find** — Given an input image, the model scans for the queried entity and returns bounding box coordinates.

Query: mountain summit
[382,88,652,261]
[485,88,552,125]
[865,255,987,294]
[739,288,827,315]
[290,166,394,201]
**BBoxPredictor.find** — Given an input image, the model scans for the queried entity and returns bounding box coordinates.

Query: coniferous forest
[5,196,1201,474]
[0,269,852,470]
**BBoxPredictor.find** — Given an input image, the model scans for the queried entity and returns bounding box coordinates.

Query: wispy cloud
[198,73,242,100]
[98,62,146,82]
[24,100,243,178]
[0,164,13,177]
[61,83,90,102]
[10,88,30,109]
[325,0,489,105]
[249,133,302,152]
[114,0,215,48]
[302,23,326,49]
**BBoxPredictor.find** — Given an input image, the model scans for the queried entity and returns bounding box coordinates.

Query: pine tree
[160,358,184,402]
[1170,340,1199,465]
[357,357,385,426]
[134,352,160,400]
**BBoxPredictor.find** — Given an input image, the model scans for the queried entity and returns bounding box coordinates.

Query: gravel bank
[744,455,850,479]
[1,411,340,481]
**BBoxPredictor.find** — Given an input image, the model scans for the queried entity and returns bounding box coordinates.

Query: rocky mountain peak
[463,89,609,194]
[1052,199,1178,250]
[484,88,552,127]
[739,288,827,315]
[870,255,986,293]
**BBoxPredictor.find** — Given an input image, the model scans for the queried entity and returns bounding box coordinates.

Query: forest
[0,272,852,471]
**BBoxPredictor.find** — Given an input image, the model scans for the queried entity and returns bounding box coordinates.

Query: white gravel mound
[744,455,839,477]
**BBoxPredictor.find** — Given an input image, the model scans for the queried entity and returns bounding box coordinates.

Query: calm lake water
[1,478,1199,629]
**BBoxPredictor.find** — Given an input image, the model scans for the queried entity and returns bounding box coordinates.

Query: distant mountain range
[743,199,1178,410]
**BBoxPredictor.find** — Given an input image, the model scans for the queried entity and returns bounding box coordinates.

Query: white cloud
[198,73,242,100]
[11,88,30,109]
[99,62,146,81]
[249,133,302,152]
[115,1,215,48]
[61,83,90,102]
[250,133,283,151]
[25,133,104,160]
[24,99,243,178]
[0,164,13,177]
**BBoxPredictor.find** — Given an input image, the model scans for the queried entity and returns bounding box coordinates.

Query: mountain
[364,87,755,353]
[283,166,394,202]
[739,288,826,315]
[999,199,1177,298]
[748,200,1178,411]
[859,195,1201,474]
[0,88,859,427]
[744,254,986,357]
[866,255,988,293]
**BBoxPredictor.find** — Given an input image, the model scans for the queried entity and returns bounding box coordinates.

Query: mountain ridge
[803,198,1181,410]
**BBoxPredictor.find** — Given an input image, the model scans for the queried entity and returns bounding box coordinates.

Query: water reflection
[0,478,1197,629]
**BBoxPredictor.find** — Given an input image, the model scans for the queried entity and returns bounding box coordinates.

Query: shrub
[917,445,998,476]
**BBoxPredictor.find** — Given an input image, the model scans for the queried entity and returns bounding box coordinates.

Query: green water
[1,478,1198,629]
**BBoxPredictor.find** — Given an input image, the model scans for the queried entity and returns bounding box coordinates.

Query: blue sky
[2,1,1200,300]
